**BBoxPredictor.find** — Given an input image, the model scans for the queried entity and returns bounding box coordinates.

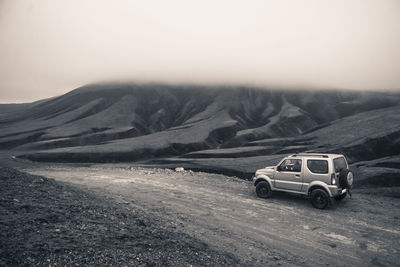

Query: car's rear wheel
[310,189,329,209]
[256,181,272,198]
[334,192,347,201]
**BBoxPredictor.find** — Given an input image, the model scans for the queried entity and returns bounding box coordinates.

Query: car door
[274,158,303,191]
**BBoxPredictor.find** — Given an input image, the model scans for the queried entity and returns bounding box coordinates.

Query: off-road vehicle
[253,153,353,209]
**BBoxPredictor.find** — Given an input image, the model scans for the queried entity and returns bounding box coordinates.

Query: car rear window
[333,157,347,172]
[307,160,328,174]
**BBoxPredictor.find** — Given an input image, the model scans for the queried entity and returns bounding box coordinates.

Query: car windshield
[333,157,347,172]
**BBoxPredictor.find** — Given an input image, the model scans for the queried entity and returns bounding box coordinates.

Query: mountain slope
[157,104,400,187]
[1,83,398,153]
[1,83,400,188]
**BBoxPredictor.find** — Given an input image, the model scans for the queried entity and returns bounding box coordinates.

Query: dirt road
[25,165,400,266]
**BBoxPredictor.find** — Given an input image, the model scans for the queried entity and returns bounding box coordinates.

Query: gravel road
[25,165,400,266]
[1,167,241,266]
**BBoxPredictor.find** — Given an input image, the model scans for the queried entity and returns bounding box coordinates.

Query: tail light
[331,173,336,185]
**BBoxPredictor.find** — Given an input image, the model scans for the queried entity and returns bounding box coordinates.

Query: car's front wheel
[256,181,272,198]
[310,189,329,209]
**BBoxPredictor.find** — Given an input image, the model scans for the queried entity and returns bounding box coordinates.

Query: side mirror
[276,166,281,172]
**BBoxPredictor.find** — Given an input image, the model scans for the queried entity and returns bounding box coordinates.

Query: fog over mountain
[1,0,400,103]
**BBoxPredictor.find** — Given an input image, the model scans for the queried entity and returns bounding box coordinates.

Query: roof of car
[289,153,344,159]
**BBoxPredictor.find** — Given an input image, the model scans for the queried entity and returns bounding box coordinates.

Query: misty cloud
[0,0,400,102]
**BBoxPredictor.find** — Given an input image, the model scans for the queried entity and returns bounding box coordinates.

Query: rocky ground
[15,163,400,267]
[0,167,241,266]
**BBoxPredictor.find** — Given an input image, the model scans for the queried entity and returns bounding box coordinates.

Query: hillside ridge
[1,83,400,186]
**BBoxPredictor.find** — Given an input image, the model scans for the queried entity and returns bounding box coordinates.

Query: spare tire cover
[339,169,354,189]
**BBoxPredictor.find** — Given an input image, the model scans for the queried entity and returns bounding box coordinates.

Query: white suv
[253,153,353,209]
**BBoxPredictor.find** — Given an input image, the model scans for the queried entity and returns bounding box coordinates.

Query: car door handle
[295,174,300,178]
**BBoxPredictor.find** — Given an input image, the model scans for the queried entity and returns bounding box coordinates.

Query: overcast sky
[0,0,399,103]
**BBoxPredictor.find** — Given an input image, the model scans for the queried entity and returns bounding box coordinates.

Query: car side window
[279,159,302,172]
[307,160,328,174]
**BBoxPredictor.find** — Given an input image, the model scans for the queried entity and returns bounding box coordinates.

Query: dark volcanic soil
[0,167,241,266]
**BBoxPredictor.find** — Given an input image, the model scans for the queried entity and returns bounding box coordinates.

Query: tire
[339,169,354,189]
[256,181,272,198]
[310,189,329,209]
[334,191,347,201]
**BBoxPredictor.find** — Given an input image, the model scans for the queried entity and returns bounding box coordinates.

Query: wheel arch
[254,175,273,189]
[308,181,332,197]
